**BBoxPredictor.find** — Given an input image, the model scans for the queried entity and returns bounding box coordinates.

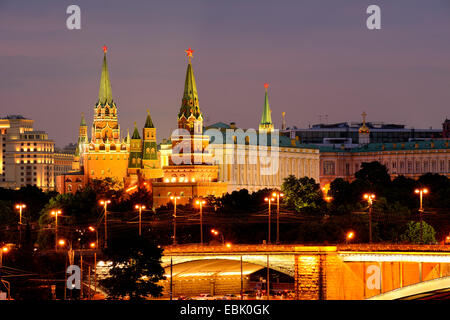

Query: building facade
[0,116,57,190]
[319,140,450,188]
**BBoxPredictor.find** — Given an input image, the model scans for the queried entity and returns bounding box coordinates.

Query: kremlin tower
[152,48,227,207]
[81,46,130,183]
[259,83,274,132]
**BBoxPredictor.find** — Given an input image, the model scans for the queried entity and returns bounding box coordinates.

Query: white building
[0,115,57,190]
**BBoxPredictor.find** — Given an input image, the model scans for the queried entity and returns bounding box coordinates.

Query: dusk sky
[1,0,450,148]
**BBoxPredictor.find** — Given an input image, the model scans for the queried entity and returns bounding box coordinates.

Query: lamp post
[88,226,99,249]
[346,231,355,244]
[135,204,146,236]
[195,199,206,245]
[170,196,180,245]
[99,200,111,248]
[0,246,8,269]
[363,193,375,243]
[415,188,429,244]
[272,192,284,244]
[211,228,225,245]
[51,209,62,251]
[264,197,275,244]
[15,204,26,247]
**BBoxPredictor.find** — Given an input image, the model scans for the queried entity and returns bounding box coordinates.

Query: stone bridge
[161,244,450,300]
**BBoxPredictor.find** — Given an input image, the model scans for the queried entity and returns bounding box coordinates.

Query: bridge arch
[161,255,296,277]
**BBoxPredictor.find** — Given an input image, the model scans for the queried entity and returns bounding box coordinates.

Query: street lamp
[135,204,146,236]
[195,198,206,245]
[211,228,225,245]
[264,197,275,244]
[51,209,62,251]
[346,231,355,244]
[415,188,429,244]
[0,246,9,269]
[272,192,284,244]
[170,196,181,245]
[88,226,99,249]
[363,193,375,243]
[99,200,111,248]
[15,204,26,247]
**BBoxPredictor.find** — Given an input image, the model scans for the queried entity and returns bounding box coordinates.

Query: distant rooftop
[1,115,28,120]
[285,122,440,131]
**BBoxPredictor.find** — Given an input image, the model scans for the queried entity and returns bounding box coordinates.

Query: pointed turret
[131,122,141,139]
[178,48,202,121]
[98,45,113,105]
[144,109,154,128]
[80,112,86,126]
[128,122,142,172]
[259,83,274,132]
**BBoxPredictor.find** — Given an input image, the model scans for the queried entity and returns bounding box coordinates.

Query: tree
[400,221,436,244]
[99,234,165,300]
[355,161,391,187]
[281,175,325,214]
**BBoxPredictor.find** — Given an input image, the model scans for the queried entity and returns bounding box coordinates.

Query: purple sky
[1,0,450,147]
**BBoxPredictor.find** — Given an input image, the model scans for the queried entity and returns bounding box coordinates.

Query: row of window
[323,159,450,176]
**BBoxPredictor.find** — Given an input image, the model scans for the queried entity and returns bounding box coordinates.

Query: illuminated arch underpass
[160,259,294,298]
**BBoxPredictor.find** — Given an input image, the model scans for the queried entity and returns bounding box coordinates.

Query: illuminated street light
[225,243,232,248]
[272,192,284,244]
[15,203,26,247]
[264,197,275,244]
[135,204,146,236]
[0,246,9,269]
[89,242,96,249]
[195,199,206,245]
[363,193,375,243]
[211,228,225,245]
[415,188,429,244]
[346,231,355,244]
[88,226,99,249]
[15,204,26,225]
[99,200,111,248]
[51,209,62,251]
[170,196,181,245]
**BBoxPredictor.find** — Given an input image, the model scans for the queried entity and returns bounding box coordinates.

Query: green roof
[318,140,450,153]
[144,110,154,128]
[131,123,140,139]
[178,61,202,119]
[260,88,272,126]
[98,52,113,105]
[80,113,86,126]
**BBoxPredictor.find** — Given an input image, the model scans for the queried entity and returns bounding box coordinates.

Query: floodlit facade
[0,115,61,190]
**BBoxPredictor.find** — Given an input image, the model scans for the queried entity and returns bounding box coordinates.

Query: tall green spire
[80,112,86,126]
[178,48,201,119]
[98,46,113,105]
[260,83,273,128]
[131,122,141,139]
[144,109,154,128]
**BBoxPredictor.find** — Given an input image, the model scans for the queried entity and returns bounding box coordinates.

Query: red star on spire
[264,83,269,89]
[185,47,194,58]
[102,45,108,53]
